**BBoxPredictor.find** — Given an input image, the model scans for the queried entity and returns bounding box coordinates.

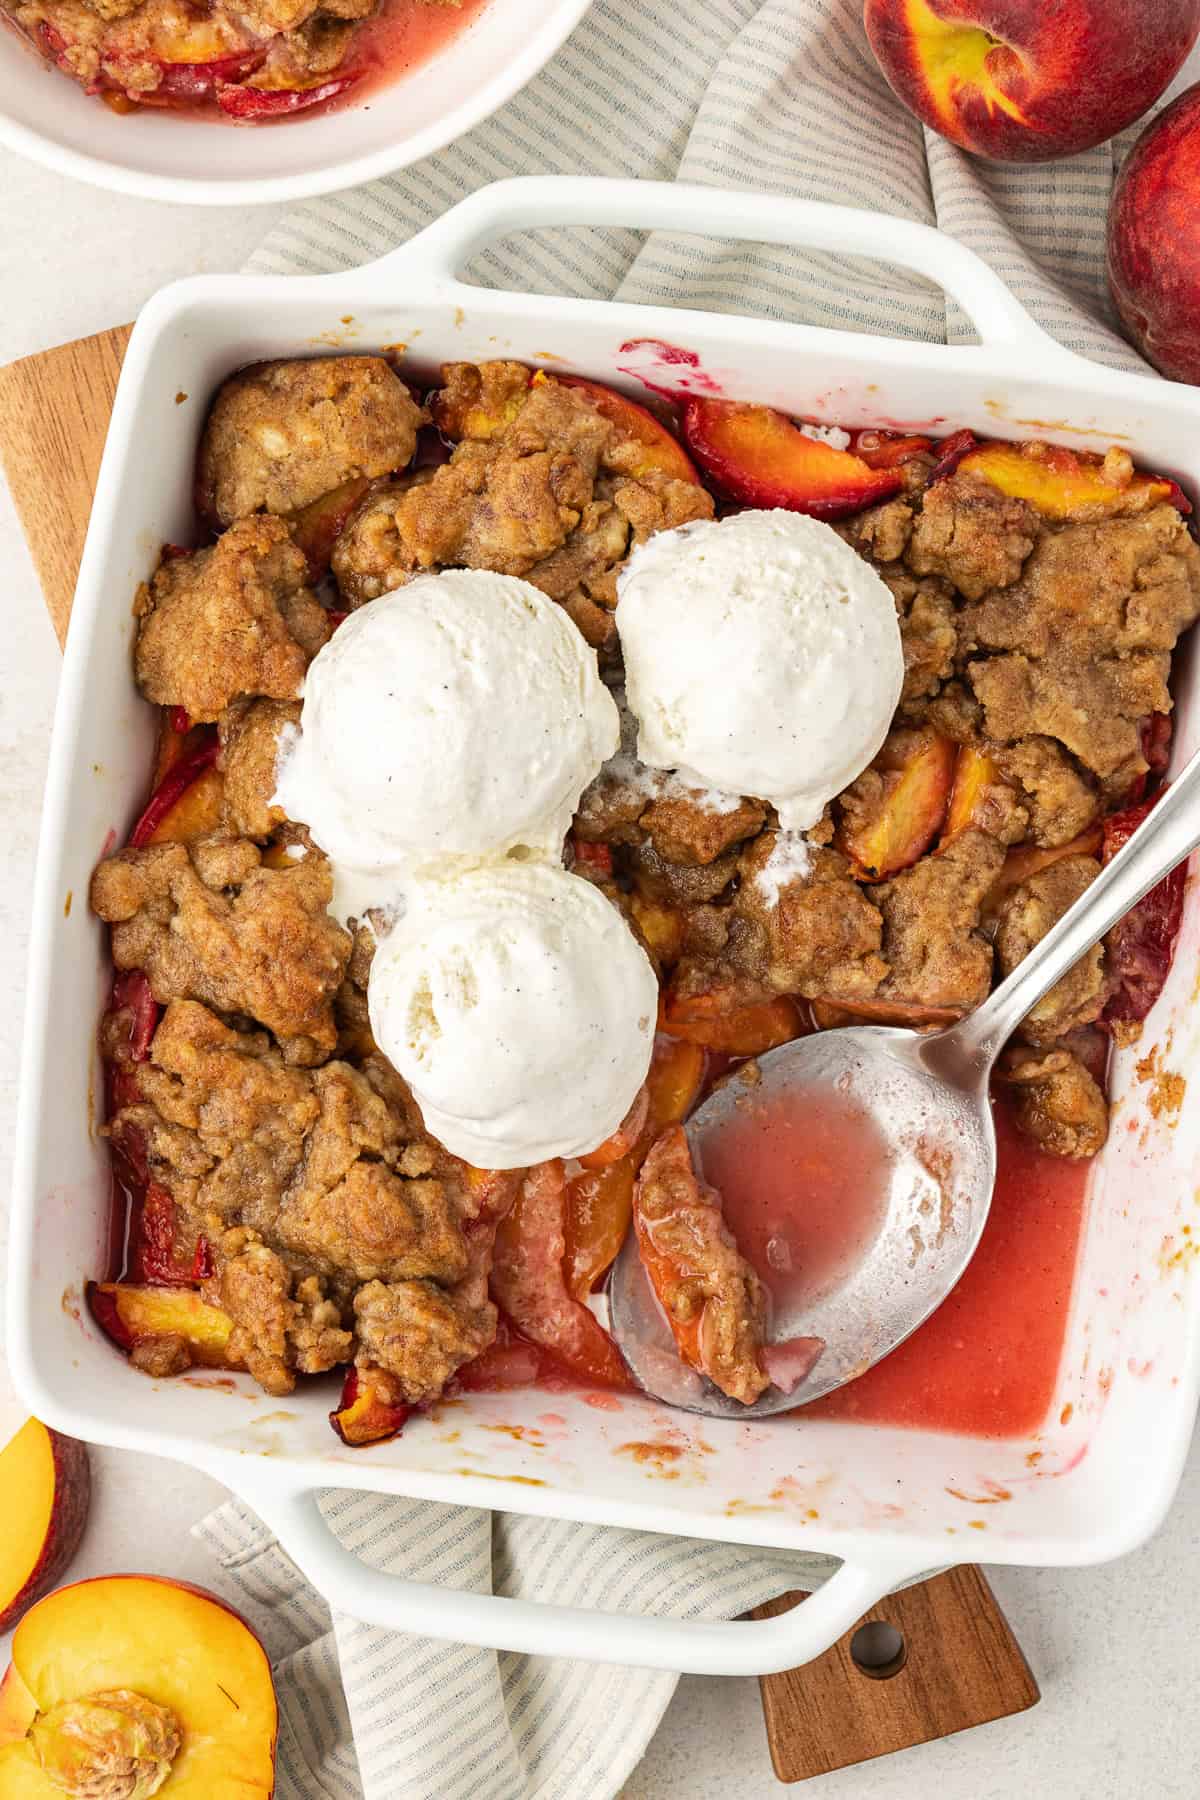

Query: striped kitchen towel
[195,1493,824,1798]
[247,0,1196,371]
[219,5,1200,1796]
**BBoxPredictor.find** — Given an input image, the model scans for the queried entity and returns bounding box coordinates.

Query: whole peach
[864,0,1200,163]
[1109,84,1200,384]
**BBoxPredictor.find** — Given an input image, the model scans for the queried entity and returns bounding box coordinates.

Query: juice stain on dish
[809,1097,1089,1439]
[697,1084,891,1314]
[331,0,493,112]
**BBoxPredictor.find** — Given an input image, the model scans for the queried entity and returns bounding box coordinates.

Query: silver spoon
[609,742,1200,1419]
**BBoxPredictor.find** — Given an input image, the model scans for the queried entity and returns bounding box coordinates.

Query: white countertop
[2,148,1199,1799]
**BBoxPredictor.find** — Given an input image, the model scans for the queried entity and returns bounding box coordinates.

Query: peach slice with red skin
[846,427,934,470]
[330,1365,410,1447]
[955,439,1188,519]
[128,734,221,848]
[88,1282,244,1371]
[215,72,360,117]
[0,1575,276,1798]
[0,1422,90,1637]
[836,729,957,879]
[680,398,905,518]
[492,1161,632,1390]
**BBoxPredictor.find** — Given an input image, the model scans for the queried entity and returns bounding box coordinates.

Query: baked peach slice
[680,398,905,518]
[555,375,701,484]
[129,736,221,849]
[659,990,804,1056]
[286,476,373,582]
[956,440,1188,519]
[846,427,934,470]
[493,1162,632,1389]
[0,1576,276,1797]
[985,827,1104,912]
[0,1423,90,1636]
[88,1283,243,1371]
[216,72,360,117]
[564,1035,706,1298]
[330,1364,410,1448]
[836,729,956,879]
[942,743,1012,841]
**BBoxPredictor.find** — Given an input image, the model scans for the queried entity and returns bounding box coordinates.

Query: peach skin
[1109,84,1200,385]
[864,0,1200,163]
[0,1422,90,1636]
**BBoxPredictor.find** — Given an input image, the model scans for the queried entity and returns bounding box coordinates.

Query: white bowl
[0,0,591,204]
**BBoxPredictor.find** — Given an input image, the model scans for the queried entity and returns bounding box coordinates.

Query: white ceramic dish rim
[11,177,1200,1677]
[0,0,592,204]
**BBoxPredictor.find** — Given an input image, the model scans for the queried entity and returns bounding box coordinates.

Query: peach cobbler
[88,350,1200,1438]
[3,0,480,119]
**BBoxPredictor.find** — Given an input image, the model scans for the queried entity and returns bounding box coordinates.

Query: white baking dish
[0,0,589,205]
[11,178,1200,1677]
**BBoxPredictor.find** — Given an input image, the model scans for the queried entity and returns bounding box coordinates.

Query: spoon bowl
[610,740,1200,1420]
[609,1025,995,1418]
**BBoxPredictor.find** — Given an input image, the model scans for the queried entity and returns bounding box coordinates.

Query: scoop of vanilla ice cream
[616,511,904,830]
[274,570,618,911]
[368,861,657,1168]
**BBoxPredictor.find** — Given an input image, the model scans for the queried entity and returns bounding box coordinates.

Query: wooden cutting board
[0,324,1040,1781]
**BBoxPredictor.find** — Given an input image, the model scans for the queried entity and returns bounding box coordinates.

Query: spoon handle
[944,741,1200,1073]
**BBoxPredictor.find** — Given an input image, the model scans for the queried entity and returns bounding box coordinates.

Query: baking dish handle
[237,1474,928,1676]
[358,175,1057,355]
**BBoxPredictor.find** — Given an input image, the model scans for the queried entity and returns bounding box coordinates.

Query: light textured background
[2,150,1200,1798]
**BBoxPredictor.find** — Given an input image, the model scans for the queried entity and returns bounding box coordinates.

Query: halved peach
[88,1283,242,1371]
[286,476,372,582]
[836,730,956,879]
[956,440,1188,519]
[0,1576,276,1798]
[329,1364,409,1448]
[555,374,700,484]
[680,398,904,518]
[0,1668,37,1745]
[0,1423,90,1636]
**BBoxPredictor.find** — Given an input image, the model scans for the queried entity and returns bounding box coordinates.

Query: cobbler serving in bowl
[3,0,488,119]
[86,348,1200,1444]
